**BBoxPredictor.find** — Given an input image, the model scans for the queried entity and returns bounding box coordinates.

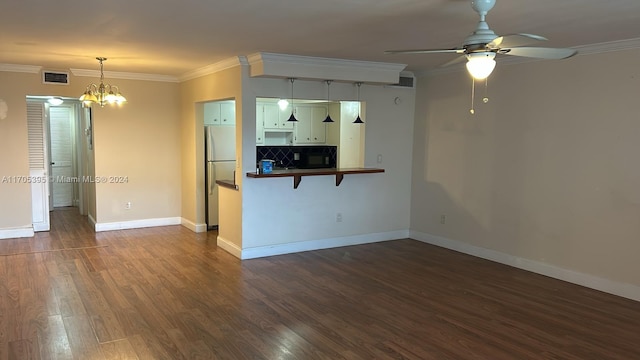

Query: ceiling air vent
[388,75,415,89]
[42,71,69,85]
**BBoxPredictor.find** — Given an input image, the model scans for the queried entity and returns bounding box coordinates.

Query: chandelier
[79,57,126,108]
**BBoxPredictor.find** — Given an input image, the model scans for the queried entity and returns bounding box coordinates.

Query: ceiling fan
[385,0,577,79]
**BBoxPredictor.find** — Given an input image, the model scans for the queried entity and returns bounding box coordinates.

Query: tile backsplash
[257,146,337,168]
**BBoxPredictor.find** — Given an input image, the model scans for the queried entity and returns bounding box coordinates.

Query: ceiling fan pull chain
[470,77,476,115]
[483,77,489,104]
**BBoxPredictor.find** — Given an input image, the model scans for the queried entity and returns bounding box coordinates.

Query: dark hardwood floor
[1,207,639,359]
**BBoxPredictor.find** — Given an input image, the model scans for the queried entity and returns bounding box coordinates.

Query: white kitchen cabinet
[259,103,295,131]
[220,102,235,125]
[278,106,295,130]
[294,105,327,144]
[256,107,264,144]
[205,101,235,125]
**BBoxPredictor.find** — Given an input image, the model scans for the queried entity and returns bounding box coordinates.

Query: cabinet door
[279,105,295,130]
[256,104,264,144]
[204,103,221,125]
[294,106,312,143]
[263,103,281,130]
[220,102,235,125]
[311,106,327,143]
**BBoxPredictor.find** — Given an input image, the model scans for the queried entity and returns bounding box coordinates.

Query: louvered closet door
[27,102,50,231]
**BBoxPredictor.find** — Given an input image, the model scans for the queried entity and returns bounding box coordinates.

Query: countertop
[246,167,384,189]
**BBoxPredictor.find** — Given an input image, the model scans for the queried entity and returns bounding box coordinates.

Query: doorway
[49,106,76,208]
[26,97,91,231]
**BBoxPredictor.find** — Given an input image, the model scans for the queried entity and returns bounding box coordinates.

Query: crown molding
[247,52,407,84]
[69,69,179,82]
[0,63,42,73]
[417,36,640,78]
[179,56,248,82]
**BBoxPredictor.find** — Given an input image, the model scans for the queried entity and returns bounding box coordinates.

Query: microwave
[298,152,333,169]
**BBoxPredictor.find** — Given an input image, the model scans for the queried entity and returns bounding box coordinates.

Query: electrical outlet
[336,213,343,223]
[440,214,446,224]
[125,201,132,210]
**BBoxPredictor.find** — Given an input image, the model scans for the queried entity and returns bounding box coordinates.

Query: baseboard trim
[410,230,640,302]
[88,214,97,228]
[0,227,35,240]
[95,217,181,232]
[238,230,410,260]
[180,218,208,233]
[217,236,242,259]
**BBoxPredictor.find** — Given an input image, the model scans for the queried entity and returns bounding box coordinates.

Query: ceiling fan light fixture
[466,52,496,80]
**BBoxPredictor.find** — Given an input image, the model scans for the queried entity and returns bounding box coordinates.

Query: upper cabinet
[205,101,235,125]
[259,103,294,131]
[294,105,326,144]
[256,99,342,145]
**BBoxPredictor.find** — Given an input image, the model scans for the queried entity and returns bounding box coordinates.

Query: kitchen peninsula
[247,167,384,189]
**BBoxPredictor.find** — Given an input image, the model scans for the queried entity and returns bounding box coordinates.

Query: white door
[49,107,75,207]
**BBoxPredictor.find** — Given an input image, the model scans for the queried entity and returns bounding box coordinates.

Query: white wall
[411,49,640,299]
[240,76,415,256]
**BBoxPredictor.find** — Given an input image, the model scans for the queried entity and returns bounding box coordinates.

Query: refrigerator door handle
[209,162,217,195]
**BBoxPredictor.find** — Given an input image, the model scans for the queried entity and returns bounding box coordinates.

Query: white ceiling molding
[0,63,42,73]
[247,52,406,84]
[418,36,640,79]
[179,56,249,82]
[69,68,179,83]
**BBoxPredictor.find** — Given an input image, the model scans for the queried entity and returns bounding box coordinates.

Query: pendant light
[353,82,364,124]
[79,57,126,108]
[286,78,298,122]
[323,80,334,123]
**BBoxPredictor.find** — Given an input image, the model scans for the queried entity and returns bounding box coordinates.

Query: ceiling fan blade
[440,55,467,68]
[488,33,547,49]
[384,48,464,55]
[501,47,577,59]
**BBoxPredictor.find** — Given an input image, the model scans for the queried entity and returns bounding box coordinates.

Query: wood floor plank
[37,315,72,360]
[8,338,40,360]
[98,339,139,360]
[61,315,104,360]
[0,207,638,359]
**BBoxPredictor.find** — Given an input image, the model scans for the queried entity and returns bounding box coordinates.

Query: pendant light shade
[353,82,364,124]
[287,78,298,122]
[323,80,334,123]
[79,57,126,108]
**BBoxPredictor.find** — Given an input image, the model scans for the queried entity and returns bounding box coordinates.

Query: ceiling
[2,0,640,77]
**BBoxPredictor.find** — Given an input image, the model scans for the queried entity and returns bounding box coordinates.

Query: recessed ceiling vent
[42,71,69,85]
[388,75,415,88]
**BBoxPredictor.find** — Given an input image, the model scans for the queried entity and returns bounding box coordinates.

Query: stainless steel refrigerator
[205,125,235,228]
